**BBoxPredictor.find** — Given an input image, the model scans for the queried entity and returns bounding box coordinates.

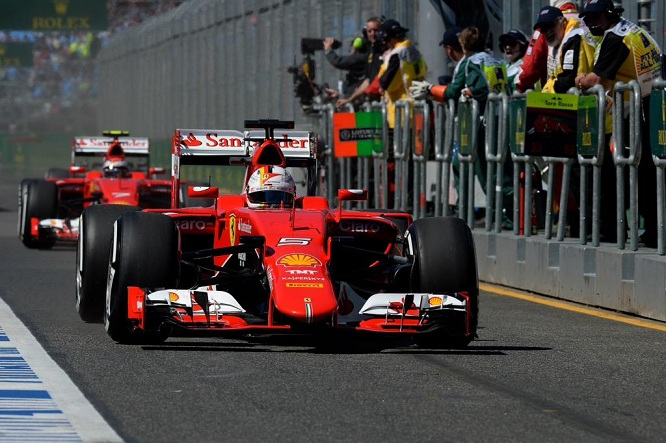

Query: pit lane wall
[473,231,666,322]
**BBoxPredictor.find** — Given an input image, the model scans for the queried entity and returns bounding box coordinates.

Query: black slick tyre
[18,179,58,249]
[406,216,478,348]
[76,204,142,322]
[105,211,179,344]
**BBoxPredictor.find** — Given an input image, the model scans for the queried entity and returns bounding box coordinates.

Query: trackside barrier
[508,92,536,236]
[313,84,664,256]
[456,96,480,228]
[412,101,432,220]
[573,85,608,247]
[485,93,509,233]
[394,100,412,212]
[613,81,642,251]
[432,100,456,217]
[360,101,390,210]
[650,78,666,255]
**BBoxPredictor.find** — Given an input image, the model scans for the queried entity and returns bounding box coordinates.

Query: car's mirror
[187,185,219,199]
[337,189,368,202]
[149,167,165,176]
[69,165,86,174]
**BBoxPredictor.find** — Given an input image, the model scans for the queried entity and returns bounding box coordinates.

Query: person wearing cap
[375,19,427,207]
[376,18,427,130]
[531,5,598,238]
[575,0,662,247]
[498,29,528,91]
[533,6,596,94]
[336,16,384,109]
[516,0,581,93]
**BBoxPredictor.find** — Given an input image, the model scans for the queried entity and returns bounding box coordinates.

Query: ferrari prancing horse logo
[229,214,237,245]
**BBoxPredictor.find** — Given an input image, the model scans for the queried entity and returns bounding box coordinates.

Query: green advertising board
[576,95,599,157]
[509,96,527,155]
[458,101,474,156]
[0,0,108,32]
[649,89,666,158]
[523,92,578,158]
[0,42,33,67]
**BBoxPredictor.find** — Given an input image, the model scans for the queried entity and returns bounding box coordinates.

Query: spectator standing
[575,0,662,247]
[532,5,598,237]
[533,6,596,94]
[498,29,528,92]
[336,17,384,109]
[516,0,581,93]
[376,18,427,207]
[410,27,512,221]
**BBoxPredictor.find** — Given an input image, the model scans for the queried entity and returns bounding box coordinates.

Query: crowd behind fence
[311,80,666,256]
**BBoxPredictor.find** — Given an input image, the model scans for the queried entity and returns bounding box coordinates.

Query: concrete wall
[473,231,666,322]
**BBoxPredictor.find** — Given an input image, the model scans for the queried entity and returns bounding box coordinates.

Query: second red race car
[94,120,479,348]
[18,130,171,249]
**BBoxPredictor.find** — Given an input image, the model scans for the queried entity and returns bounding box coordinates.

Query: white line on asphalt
[0,297,122,442]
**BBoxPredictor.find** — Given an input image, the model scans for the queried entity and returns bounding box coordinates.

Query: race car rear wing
[171,128,317,167]
[71,136,150,163]
[171,127,318,208]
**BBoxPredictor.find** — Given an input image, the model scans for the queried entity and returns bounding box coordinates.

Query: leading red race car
[96,120,478,348]
[18,131,171,249]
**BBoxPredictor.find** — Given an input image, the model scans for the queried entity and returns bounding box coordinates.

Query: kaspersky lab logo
[53,0,70,16]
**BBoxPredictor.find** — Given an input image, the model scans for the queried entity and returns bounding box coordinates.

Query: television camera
[287,38,341,114]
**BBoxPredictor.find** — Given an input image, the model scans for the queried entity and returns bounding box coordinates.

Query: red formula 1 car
[98,120,478,348]
[18,131,171,249]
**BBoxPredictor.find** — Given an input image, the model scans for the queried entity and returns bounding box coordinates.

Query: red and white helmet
[244,166,295,209]
[103,158,130,178]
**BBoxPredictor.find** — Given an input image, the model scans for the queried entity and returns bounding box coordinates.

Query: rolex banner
[0,0,109,32]
[523,92,578,158]
[333,112,383,157]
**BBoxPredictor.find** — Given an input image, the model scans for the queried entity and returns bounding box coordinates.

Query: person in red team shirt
[515,0,581,92]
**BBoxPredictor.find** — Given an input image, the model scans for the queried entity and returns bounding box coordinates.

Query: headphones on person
[362,16,384,39]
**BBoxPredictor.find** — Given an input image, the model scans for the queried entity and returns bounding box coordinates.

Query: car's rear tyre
[18,179,58,249]
[76,204,142,323]
[105,211,179,344]
[405,216,478,348]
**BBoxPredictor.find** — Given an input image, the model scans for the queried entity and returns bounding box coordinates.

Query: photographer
[323,36,368,101]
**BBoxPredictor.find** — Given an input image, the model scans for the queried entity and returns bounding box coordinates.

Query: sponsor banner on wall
[333,111,383,157]
[0,0,109,31]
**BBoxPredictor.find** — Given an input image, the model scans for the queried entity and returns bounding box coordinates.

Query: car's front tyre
[105,211,179,344]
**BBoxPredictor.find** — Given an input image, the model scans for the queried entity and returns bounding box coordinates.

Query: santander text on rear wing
[71,136,150,162]
[171,128,317,168]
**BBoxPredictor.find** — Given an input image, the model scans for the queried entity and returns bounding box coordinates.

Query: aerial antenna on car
[244,119,295,140]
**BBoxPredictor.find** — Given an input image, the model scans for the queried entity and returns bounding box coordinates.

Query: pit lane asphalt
[0,176,665,443]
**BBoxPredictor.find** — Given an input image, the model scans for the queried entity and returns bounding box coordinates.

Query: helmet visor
[248,190,294,207]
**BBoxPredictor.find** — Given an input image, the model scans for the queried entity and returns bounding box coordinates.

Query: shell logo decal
[277,254,321,267]
[429,296,443,307]
[169,292,180,303]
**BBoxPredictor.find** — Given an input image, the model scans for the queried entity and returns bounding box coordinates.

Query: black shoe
[639,231,658,248]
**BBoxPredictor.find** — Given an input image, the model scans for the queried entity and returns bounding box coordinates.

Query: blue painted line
[0,296,122,442]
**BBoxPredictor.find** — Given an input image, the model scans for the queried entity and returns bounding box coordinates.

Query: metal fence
[313,80,666,255]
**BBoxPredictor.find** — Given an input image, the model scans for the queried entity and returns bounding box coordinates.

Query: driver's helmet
[103,158,130,178]
[245,166,295,209]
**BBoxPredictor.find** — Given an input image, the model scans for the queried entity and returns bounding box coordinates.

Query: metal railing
[313,80,665,255]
